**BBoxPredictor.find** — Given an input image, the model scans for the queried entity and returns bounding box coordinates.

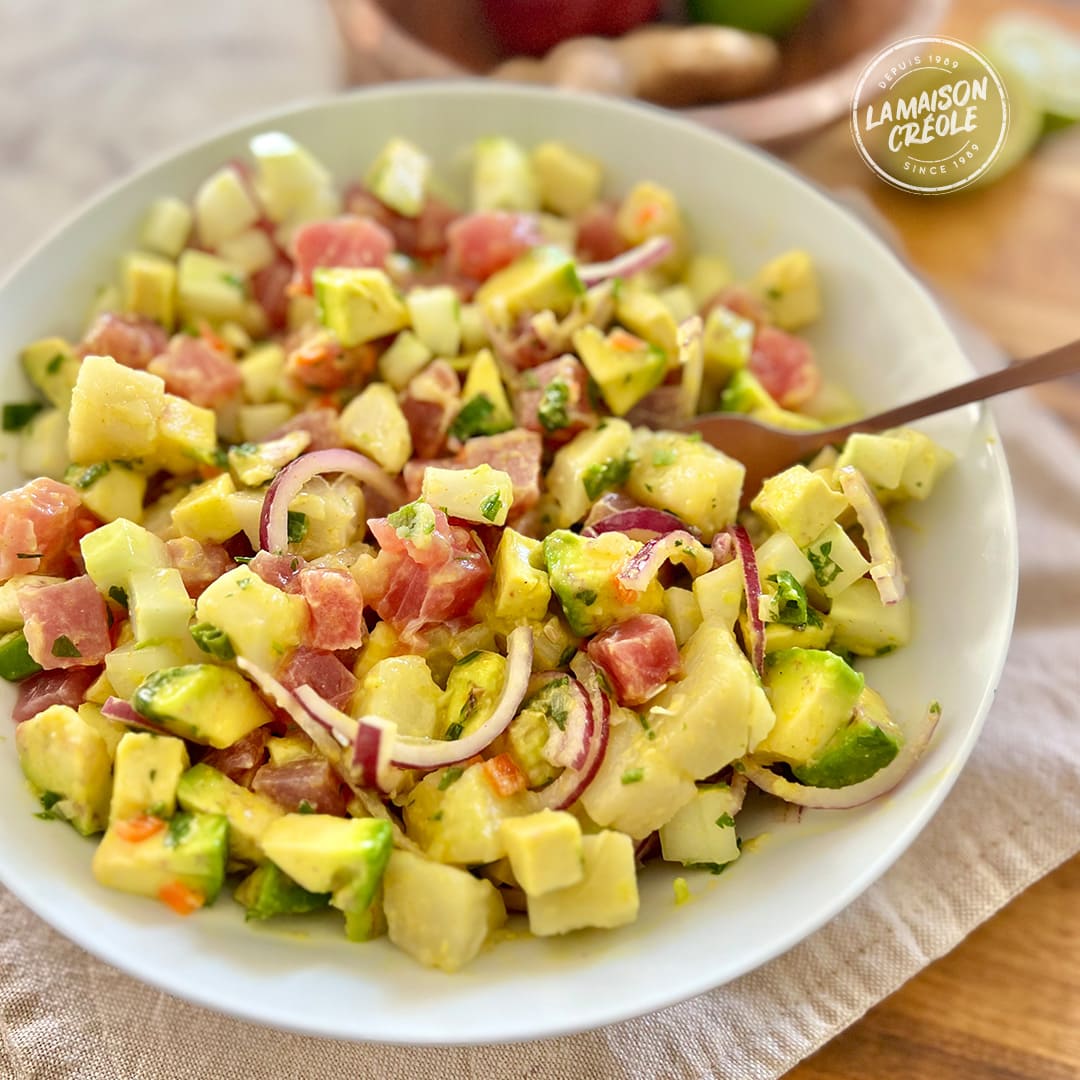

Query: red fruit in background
[479,0,661,57]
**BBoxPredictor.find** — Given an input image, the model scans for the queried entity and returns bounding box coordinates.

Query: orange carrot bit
[612,576,639,605]
[114,815,166,844]
[158,880,205,916]
[634,203,662,229]
[482,753,527,798]
[609,329,646,352]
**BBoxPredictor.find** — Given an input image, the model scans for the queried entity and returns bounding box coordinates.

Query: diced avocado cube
[492,528,550,623]
[475,246,584,323]
[530,141,602,217]
[501,704,560,788]
[614,288,679,359]
[580,715,696,839]
[756,647,865,767]
[406,286,460,356]
[16,704,112,835]
[338,382,413,474]
[626,429,745,537]
[439,652,507,741]
[177,249,250,324]
[473,136,539,212]
[664,587,703,647]
[65,460,147,524]
[259,814,392,909]
[343,891,387,942]
[573,325,666,417]
[355,655,442,740]
[703,306,754,380]
[792,686,902,788]
[692,562,743,629]
[234,861,331,921]
[140,196,193,259]
[887,427,955,501]
[194,166,260,249]
[0,629,43,681]
[526,830,638,936]
[756,531,814,587]
[804,522,871,599]
[544,530,664,637]
[313,267,409,347]
[81,518,170,598]
[377,330,433,391]
[720,369,777,415]
[366,137,431,218]
[751,249,821,331]
[68,355,166,464]
[828,578,912,656]
[105,638,198,700]
[133,664,273,749]
[92,811,228,905]
[836,433,911,492]
[17,408,69,481]
[177,763,284,864]
[20,337,80,409]
[659,783,742,869]
[170,473,241,544]
[683,253,733,308]
[453,349,514,439]
[238,343,287,404]
[500,810,584,897]
[650,623,775,777]
[128,567,194,643]
[544,417,633,528]
[761,615,833,654]
[109,732,190,823]
[421,463,514,526]
[383,849,506,972]
[151,393,218,476]
[751,464,849,549]
[122,251,177,330]
[402,761,530,865]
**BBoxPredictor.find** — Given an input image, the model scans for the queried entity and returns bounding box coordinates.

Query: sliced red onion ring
[675,315,704,419]
[542,677,593,771]
[837,465,906,606]
[292,684,356,747]
[742,701,941,809]
[533,654,612,811]
[730,524,765,677]
[235,656,342,760]
[102,695,171,735]
[616,530,713,593]
[578,236,674,287]
[585,507,690,540]
[389,624,533,769]
[259,449,404,553]
[712,531,736,568]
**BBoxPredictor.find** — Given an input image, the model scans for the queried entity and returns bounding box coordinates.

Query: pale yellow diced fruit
[803,522,871,599]
[659,784,741,868]
[354,656,442,740]
[151,394,217,476]
[128,567,194,643]
[18,408,70,480]
[109,732,190,823]
[339,382,413,474]
[239,402,293,443]
[68,355,166,463]
[0,576,63,632]
[122,251,177,330]
[531,141,603,217]
[664,587,702,648]
[77,464,147,524]
[692,561,743,629]
[77,702,127,759]
[500,810,584,897]
[171,474,241,544]
[836,433,911,492]
[216,228,277,274]
[751,249,821,331]
[421,464,514,526]
[104,638,198,700]
[526,831,639,936]
[194,166,260,249]
[80,518,170,597]
[755,531,814,587]
[751,464,849,549]
[139,196,193,259]
[383,850,506,972]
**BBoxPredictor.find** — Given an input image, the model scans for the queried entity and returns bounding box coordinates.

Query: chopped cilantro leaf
[767,571,813,627]
[164,813,194,849]
[687,860,734,875]
[651,448,677,467]
[297,800,316,814]
[221,271,245,290]
[444,721,465,741]
[582,456,632,500]
[807,540,842,588]
[387,500,437,541]
[286,510,308,544]
[574,588,598,606]
[621,767,645,785]
[715,812,736,829]
[51,635,81,659]
[537,379,571,433]
[438,766,465,790]
[73,461,110,490]
[2,402,44,432]
[190,622,235,661]
[108,586,129,609]
[45,353,65,375]
[40,791,62,811]
[450,394,510,441]
[479,491,502,523]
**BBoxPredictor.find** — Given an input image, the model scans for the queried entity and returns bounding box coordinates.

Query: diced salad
[0,133,954,972]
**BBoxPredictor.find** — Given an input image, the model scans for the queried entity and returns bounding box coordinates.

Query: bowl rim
[0,79,1019,1044]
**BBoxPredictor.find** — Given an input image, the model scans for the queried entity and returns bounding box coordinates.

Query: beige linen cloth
[2,2,1080,1076]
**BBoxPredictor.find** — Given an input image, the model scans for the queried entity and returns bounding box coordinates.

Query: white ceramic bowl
[0,83,1017,1045]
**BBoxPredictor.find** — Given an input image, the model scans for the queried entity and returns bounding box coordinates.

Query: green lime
[686,0,814,38]
[972,50,1044,185]
[983,15,1080,121]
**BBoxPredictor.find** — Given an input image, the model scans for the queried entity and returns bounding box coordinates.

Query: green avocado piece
[132,664,272,749]
[792,686,903,788]
[234,861,331,921]
[0,629,43,681]
[572,325,667,417]
[439,651,507,742]
[177,763,284,864]
[475,246,584,322]
[313,267,409,347]
[719,369,778,414]
[543,529,665,636]
[92,811,229,903]
[343,893,387,942]
[756,647,865,767]
[20,337,80,410]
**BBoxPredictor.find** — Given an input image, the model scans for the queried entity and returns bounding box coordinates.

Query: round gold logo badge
[851,36,1010,194]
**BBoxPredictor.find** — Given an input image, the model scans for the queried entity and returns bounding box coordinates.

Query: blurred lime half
[983,15,1080,124]
[972,48,1044,185]
[686,0,814,38]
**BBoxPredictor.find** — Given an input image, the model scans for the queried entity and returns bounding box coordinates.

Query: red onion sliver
[292,684,356,747]
[730,523,765,677]
[533,654,612,811]
[102,695,171,735]
[389,625,533,770]
[235,656,342,760]
[259,449,404,553]
[675,315,704,419]
[578,236,674,287]
[542,678,593,771]
[742,701,941,809]
[616,530,713,593]
[585,507,690,540]
[711,531,736,568]
[837,465,906,605]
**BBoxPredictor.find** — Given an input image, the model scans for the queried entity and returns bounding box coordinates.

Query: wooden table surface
[783,0,1080,1076]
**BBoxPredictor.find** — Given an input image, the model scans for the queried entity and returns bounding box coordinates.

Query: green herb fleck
[621,767,645,785]
[637,713,656,740]
[582,456,632,500]
[450,394,510,441]
[479,491,502,523]
[807,540,842,588]
[164,813,195,848]
[221,271,245,290]
[444,721,465,741]
[51,635,81,659]
[40,791,62,812]
[715,812,736,829]
[297,800,316,814]
[574,588,598,606]
[430,810,444,822]
[287,511,309,544]
[537,379,571,433]
[652,448,677,467]
[875,644,896,657]
[387,500,437,540]
[108,586,129,609]
[15,552,42,559]
[74,461,110,490]
[687,860,734,875]
[767,571,816,627]
[557,645,577,668]
[438,766,465,790]
[190,621,236,661]
[45,353,65,375]
[2,402,44,432]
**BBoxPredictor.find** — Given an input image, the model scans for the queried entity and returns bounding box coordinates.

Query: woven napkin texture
[2,2,1079,1076]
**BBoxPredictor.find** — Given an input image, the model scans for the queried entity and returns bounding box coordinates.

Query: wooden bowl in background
[328,0,949,145]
